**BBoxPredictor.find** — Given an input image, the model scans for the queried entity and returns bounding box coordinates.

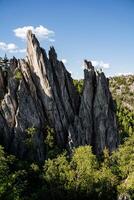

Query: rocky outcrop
[0,31,118,162]
[0,68,6,99]
[68,60,118,154]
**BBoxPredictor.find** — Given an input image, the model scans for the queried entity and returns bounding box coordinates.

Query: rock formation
[0,31,118,162]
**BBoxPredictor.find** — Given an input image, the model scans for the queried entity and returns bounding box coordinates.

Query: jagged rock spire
[84,60,94,70]
[0,31,118,162]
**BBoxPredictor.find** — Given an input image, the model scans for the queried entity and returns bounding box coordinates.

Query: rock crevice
[0,31,118,162]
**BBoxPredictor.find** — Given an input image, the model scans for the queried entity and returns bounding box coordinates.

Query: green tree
[112,134,134,199]
[71,146,97,194]
[0,146,27,200]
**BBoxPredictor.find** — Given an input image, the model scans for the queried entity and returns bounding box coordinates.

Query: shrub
[14,69,23,80]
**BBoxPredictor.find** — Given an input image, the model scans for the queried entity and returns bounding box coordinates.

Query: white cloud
[91,60,99,67]
[18,49,26,53]
[0,42,17,52]
[0,41,26,53]
[61,59,67,64]
[0,42,7,50]
[7,43,17,51]
[116,72,133,76]
[81,60,110,70]
[13,25,55,40]
[91,60,110,69]
[49,38,55,42]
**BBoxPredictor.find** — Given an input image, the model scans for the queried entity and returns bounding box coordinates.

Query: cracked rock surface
[0,31,118,162]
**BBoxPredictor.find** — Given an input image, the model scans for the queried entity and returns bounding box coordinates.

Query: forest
[0,76,133,200]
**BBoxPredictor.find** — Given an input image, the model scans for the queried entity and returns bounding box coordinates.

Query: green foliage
[0,137,133,200]
[0,147,27,200]
[14,69,23,80]
[43,146,119,200]
[0,75,133,199]
[0,146,9,198]
[112,135,134,179]
[44,125,61,159]
[70,146,97,192]
[73,79,84,94]
[116,101,134,143]
[118,172,134,199]
[25,126,37,149]
[44,152,72,188]
[44,126,55,148]
[94,148,118,199]
[26,126,37,137]
[111,134,134,199]
[42,76,134,199]
[109,75,134,111]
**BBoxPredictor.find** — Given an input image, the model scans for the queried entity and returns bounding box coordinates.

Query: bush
[14,69,23,80]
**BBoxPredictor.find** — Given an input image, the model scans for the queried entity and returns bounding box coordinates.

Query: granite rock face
[0,31,118,162]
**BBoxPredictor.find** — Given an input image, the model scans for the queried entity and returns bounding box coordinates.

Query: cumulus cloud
[0,41,26,53]
[91,60,110,69]
[61,59,67,64]
[13,25,55,40]
[0,42,17,51]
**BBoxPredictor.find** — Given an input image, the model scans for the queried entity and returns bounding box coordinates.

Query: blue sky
[0,0,134,78]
